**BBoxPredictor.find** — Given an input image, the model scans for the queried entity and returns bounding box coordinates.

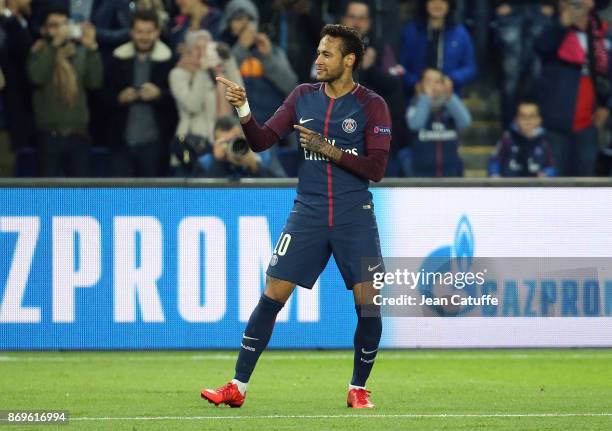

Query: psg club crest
[342,118,357,134]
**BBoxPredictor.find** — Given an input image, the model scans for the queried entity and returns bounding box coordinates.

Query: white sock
[349,384,365,390]
[232,379,248,395]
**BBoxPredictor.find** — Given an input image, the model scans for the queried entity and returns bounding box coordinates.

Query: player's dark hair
[42,3,70,23]
[417,0,457,26]
[215,116,240,133]
[131,9,160,29]
[320,24,364,70]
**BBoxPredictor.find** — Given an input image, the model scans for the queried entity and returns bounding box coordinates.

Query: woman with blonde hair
[169,29,243,175]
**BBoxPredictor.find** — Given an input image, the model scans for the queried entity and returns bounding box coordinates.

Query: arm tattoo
[306,133,343,163]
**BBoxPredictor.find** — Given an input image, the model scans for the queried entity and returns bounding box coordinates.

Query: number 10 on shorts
[273,232,292,256]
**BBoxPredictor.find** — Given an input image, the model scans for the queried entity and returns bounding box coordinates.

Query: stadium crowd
[0,0,611,178]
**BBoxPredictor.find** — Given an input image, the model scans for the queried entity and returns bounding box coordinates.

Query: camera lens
[229,138,249,156]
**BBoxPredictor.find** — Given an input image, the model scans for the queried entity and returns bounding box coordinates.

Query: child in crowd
[405,67,472,177]
[489,100,555,177]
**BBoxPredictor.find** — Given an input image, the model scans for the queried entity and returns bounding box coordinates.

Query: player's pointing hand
[294,124,341,162]
[216,76,247,108]
[294,124,325,152]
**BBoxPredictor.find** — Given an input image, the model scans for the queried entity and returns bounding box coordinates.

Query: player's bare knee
[264,276,296,303]
[353,281,379,306]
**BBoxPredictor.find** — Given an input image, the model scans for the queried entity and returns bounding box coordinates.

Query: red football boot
[347,388,374,408]
[201,382,245,408]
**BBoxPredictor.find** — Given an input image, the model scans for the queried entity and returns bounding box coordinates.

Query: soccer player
[201,24,391,409]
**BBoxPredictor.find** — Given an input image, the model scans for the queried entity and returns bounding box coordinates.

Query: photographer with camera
[105,9,176,177]
[196,116,286,178]
[27,3,102,177]
[535,0,611,176]
[169,29,244,176]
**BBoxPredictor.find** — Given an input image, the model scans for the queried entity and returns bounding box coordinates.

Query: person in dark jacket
[255,0,326,84]
[105,9,177,177]
[339,0,408,176]
[535,0,612,176]
[0,0,34,171]
[218,0,297,176]
[494,0,555,128]
[399,0,477,96]
[406,68,472,177]
[489,100,555,177]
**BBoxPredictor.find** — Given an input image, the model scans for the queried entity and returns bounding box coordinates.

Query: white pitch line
[70,413,612,421]
[2,352,612,362]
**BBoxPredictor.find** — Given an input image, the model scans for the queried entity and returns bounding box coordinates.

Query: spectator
[488,99,555,177]
[30,0,132,154]
[129,0,171,37]
[169,29,243,175]
[220,0,298,123]
[106,9,176,177]
[255,0,325,83]
[399,0,477,95]
[31,0,131,55]
[196,116,286,178]
[0,0,34,174]
[535,0,611,176]
[0,57,9,177]
[339,0,408,176]
[494,1,555,128]
[28,4,102,177]
[171,0,222,49]
[406,68,471,177]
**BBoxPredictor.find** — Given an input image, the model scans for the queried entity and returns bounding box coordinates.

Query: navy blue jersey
[265,83,392,226]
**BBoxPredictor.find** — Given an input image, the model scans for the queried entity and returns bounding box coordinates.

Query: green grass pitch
[1,349,611,430]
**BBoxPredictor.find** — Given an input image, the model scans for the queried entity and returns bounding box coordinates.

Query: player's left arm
[294,96,391,182]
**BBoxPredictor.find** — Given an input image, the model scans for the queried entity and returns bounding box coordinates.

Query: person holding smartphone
[106,9,176,177]
[27,3,102,177]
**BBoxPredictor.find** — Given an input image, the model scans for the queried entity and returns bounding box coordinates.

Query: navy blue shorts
[266,202,384,289]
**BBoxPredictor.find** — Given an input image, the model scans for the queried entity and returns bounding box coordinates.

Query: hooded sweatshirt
[220,0,297,122]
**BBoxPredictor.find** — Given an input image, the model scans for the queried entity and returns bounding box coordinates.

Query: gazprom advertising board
[1,185,612,349]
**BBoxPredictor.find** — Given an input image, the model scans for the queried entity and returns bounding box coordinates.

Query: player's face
[315,36,347,82]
